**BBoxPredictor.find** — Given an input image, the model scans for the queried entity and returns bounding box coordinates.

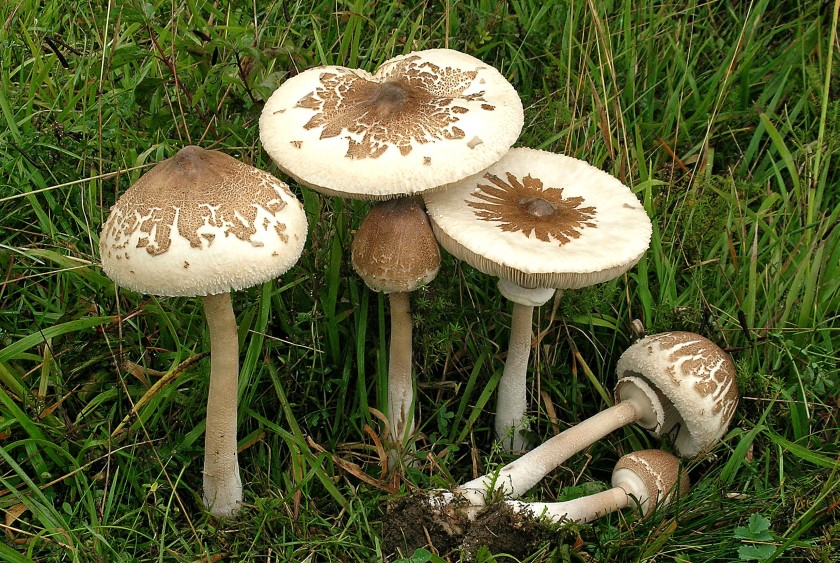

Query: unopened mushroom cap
[100,146,308,296]
[259,49,524,199]
[612,449,689,516]
[351,198,441,293]
[615,332,739,457]
[423,147,652,289]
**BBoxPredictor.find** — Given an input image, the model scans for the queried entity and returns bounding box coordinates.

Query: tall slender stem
[201,292,242,517]
[506,486,629,524]
[388,291,414,447]
[495,302,534,450]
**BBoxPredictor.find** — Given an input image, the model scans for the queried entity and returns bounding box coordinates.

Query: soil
[381,493,557,561]
[381,492,471,560]
[461,502,550,561]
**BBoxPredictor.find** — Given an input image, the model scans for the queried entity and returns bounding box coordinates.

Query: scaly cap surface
[615,332,739,457]
[100,146,308,296]
[260,49,524,199]
[612,449,690,516]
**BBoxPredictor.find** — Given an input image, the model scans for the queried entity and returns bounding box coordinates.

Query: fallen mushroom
[454,331,737,507]
[424,147,653,451]
[388,330,735,532]
[385,449,688,555]
[260,49,524,459]
[503,449,689,524]
[99,146,308,517]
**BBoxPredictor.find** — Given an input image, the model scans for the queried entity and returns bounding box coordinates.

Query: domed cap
[259,49,524,200]
[612,449,689,516]
[423,147,652,289]
[351,198,440,293]
[615,332,739,457]
[100,146,308,297]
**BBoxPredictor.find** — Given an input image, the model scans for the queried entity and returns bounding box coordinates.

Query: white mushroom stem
[387,291,415,444]
[201,292,242,517]
[494,280,556,451]
[456,376,664,507]
[505,487,630,524]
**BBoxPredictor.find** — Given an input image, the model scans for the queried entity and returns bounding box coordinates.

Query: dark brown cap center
[520,197,556,218]
[364,79,425,119]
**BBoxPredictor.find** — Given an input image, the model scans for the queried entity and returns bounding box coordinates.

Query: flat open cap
[100,146,308,296]
[423,147,652,289]
[259,49,524,199]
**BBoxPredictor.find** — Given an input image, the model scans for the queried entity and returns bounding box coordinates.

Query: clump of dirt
[381,492,470,560]
[461,502,550,561]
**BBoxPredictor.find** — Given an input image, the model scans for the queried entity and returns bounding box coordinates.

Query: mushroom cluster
[383,331,737,554]
[260,48,525,459]
[98,49,740,553]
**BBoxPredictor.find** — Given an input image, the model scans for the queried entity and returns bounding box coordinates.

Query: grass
[1,0,838,561]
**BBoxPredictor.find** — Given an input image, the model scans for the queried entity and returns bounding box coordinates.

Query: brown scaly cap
[260,49,524,199]
[351,198,440,293]
[612,449,690,516]
[100,145,308,297]
[615,332,739,457]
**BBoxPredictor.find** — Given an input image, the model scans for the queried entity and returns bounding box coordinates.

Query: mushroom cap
[351,198,441,293]
[615,332,739,457]
[423,147,652,289]
[100,146,308,297]
[259,49,524,200]
[611,449,689,516]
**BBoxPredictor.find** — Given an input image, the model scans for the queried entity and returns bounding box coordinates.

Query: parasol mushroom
[351,197,440,448]
[99,146,308,517]
[454,331,738,507]
[424,147,653,451]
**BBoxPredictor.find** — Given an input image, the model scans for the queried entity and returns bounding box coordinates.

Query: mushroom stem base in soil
[494,280,556,451]
[387,291,415,449]
[201,292,243,517]
[383,449,687,556]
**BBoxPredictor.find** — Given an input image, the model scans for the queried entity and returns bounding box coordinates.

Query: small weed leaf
[734,514,776,561]
[737,544,777,562]
[734,513,774,542]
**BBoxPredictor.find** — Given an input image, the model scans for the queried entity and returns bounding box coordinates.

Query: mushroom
[99,146,308,517]
[504,449,689,524]
[351,197,440,448]
[454,331,738,507]
[259,49,524,458]
[386,333,733,550]
[423,147,653,451]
